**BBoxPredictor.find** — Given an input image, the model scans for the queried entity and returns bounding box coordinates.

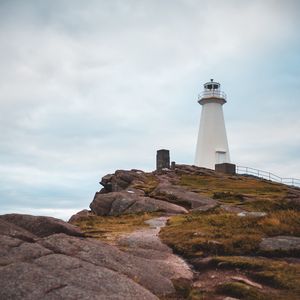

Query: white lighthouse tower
[195,79,230,169]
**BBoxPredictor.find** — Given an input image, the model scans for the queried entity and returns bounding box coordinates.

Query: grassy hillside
[179,173,297,211]
[160,172,300,300]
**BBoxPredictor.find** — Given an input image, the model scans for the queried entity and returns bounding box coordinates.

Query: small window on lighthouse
[213,84,219,89]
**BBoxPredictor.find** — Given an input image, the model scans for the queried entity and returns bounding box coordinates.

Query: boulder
[90,191,135,215]
[0,214,83,238]
[90,191,187,216]
[109,193,137,215]
[259,236,300,256]
[68,209,94,223]
[100,170,147,192]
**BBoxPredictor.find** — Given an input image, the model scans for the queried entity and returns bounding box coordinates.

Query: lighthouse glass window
[206,84,219,90]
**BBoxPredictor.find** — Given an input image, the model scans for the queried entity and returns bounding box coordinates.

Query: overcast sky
[1,0,300,220]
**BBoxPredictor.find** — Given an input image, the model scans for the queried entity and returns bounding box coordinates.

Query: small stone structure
[215,163,236,175]
[156,149,170,171]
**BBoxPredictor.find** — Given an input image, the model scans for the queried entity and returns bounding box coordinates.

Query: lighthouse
[195,79,230,169]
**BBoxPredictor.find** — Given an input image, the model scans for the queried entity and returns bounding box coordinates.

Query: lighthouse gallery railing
[236,166,300,188]
[198,90,227,100]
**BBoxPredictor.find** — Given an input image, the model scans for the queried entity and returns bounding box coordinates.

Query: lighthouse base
[215,163,236,175]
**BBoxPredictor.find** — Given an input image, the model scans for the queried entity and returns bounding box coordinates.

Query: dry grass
[180,174,287,196]
[212,256,300,299]
[160,210,300,257]
[160,207,300,299]
[178,174,298,212]
[72,212,160,242]
[160,172,300,299]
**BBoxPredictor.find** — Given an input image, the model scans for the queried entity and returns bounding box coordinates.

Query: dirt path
[117,216,194,287]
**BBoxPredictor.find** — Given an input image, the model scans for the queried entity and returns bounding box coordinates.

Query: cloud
[0,0,300,220]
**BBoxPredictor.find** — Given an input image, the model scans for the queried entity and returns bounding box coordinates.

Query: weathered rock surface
[87,166,220,217]
[0,213,194,299]
[100,169,147,193]
[0,253,158,300]
[117,217,193,291]
[151,175,218,211]
[0,213,83,237]
[0,218,36,242]
[39,234,175,296]
[0,218,159,299]
[169,164,216,177]
[90,191,188,216]
[68,209,94,223]
[259,236,300,255]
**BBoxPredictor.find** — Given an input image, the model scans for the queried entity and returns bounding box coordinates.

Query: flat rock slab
[259,236,300,255]
[118,217,193,283]
[1,256,158,300]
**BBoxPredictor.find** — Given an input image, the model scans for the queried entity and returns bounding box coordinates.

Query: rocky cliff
[1,164,300,299]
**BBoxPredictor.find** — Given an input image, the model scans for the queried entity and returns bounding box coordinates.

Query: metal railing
[236,166,300,188]
[198,90,227,100]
